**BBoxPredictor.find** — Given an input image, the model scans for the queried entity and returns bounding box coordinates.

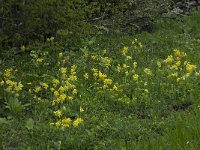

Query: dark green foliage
[0,0,173,54]
[0,0,89,50]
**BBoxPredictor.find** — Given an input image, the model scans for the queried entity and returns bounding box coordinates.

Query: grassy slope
[0,10,200,150]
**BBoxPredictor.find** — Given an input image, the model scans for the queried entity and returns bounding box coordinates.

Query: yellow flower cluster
[54,117,83,129]
[47,36,55,42]
[121,46,129,55]
[185,62,197,74]
[36,58,44,63]
[55,117,72,129]
[163,55,174,63]
[100,57,111,68]
[1,69,23,96]
[98,71,107,80]
[144,68,153,76]
[162,49,198,82]
[4,80,23,93]
[173,49,187,59]
[3,68,13,78]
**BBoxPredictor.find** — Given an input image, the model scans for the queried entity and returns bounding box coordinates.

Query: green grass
[0,10,200,150]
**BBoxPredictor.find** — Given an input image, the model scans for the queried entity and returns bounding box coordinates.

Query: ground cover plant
[0,4,200,150]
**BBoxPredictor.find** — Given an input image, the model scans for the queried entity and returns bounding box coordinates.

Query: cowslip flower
[80,106,84,112]
[185,62,197,74]
[60,67,67,74]
[163,55,174,63]
[121,46,128,55]
[72,89,77,95]
[104,79,112,85]
[4,68,13,78]
[15,82,23,91]
[35,86,41,93]
[62,118,72,128]
[36,58,44,63]
[117,64,121,73]
[42,83,48,90]
[83,73,89,80]
[58,52,63,58]
[73,118,83,127]
[173,49,187,58]
[132,74,139,81]
[133,62,137,69]
[54,110,62,118]
[144,68,153,76]
[98,71,107,80]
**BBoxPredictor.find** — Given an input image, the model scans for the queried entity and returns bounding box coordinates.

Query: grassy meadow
[0,9,200,150]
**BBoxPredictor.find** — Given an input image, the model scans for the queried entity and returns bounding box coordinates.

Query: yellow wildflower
[104,79,112,85]
[69,75,77,81]
[73,118,83,127]
[177,76,186,82]
[54,110,62,118]
[173,49,187,58]
[185,62,197,74]
[0,80,4,86]
[113,85,118,91]
[42,82,48,90]
[195,71,200,76]
[60,67,67,74]
[132,74,139,81]
[59,94,66,102]
[138,42,143,48]
[122,46,128,55]
[92,68,98,77]
[52,79,60,87]
[58,86,65,93]
[59,52,63,58]
[4,68,13,78]
[163,55,174,63]
[157,61,162,68]
[35,86,41,93]
[68,96,73,100]
[133,62,137,69]
[175,61,181,67]
[168,72,178,78]
[54,91,59,97]
[62,118,72,128]
[125,71,129,76]
[15,82,23,91]
[83,73,89,80]
[144,68,153,76]
[123,64,128,69]
[100,57,111,68]
[98,71,107,80]
[91,55,97,61]
[55,120,61,128]
[117,64,122,73]
[80,106,84,112]
[36,58,43,63]
[103,84,108,90]
[47,36,54,42]
[126,56,132,60]
[72,89,77,95]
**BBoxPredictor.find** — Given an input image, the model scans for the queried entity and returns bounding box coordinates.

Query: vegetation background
[0,0,200,149]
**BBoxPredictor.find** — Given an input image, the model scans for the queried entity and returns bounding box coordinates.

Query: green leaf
[0,118,9,125]
[25,118,34,130]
